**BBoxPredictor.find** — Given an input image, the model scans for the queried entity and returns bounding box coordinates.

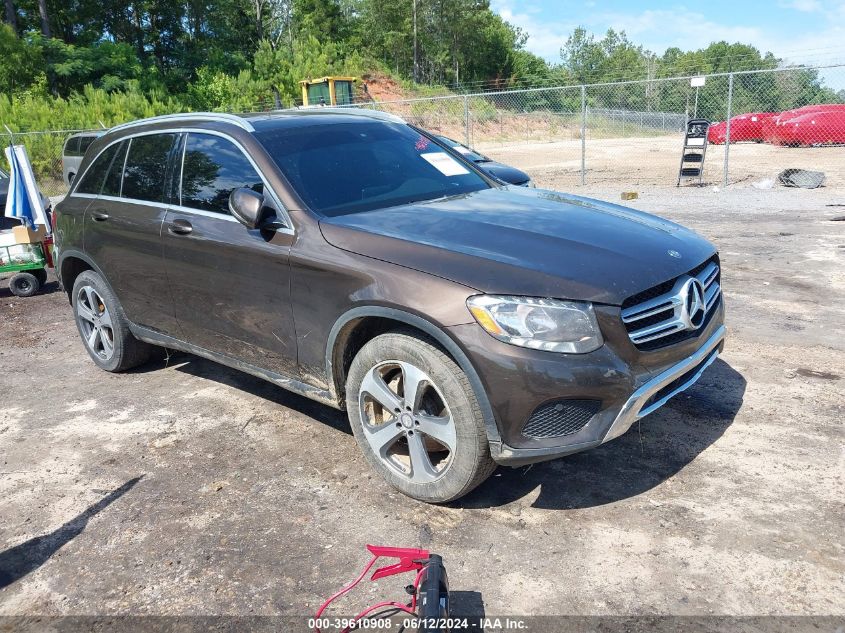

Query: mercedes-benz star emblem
[668,249,682,259]
[683,278,706,329]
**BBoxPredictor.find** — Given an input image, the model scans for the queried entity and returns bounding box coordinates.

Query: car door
[161,131,297,377]
[78,133,181,335]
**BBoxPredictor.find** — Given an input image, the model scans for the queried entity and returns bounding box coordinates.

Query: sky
[490,0,845,89]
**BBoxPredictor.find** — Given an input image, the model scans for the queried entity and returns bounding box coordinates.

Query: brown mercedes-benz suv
[54,110,725,503]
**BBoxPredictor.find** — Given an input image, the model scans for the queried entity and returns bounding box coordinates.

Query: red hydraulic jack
[313,545,449,632]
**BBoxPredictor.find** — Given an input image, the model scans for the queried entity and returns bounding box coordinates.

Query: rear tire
[71,270,156,372]
[33,268,48,286]
[346,331,496,503]
[9,272,40,297]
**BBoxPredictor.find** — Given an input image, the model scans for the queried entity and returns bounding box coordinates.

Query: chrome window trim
[118,138,131,198]
[68,127,293,234]
[69,193,288,229]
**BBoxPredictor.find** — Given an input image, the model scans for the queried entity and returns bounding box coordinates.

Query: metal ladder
[677,118,711,186]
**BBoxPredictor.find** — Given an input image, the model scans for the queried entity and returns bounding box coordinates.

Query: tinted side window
[75,143,121,195]
[64,136,81,157]
[78,136,96,155]
[122,134,176,203]
[102,141,128,197]
[180,133,263,215]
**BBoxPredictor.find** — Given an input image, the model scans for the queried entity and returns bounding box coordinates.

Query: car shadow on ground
[0,476,143,589]
[458,359,746,510]
[149,351,352,436]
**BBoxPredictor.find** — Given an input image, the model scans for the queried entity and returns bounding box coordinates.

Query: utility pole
[412,0,419,83]
[37,0,49,37]
[4,0,17,33]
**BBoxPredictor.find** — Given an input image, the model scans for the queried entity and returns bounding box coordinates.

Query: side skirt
[130,325,341,410]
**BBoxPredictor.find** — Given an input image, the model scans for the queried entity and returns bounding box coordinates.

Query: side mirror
[229,188,267,229]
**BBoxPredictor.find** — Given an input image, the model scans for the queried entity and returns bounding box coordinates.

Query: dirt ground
[481,135,845,190]
[0,181,843,627]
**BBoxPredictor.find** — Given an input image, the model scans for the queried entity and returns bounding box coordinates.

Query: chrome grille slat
[699,262,719,288]
[623,260,721,349]
[621,298,679,323]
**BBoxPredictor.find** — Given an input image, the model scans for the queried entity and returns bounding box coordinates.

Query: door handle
[91,210,109,221]
[168,219,193,235]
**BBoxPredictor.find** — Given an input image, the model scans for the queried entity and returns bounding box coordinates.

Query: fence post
[3,124,15,147]
[580,85,586,185]
[463,95,470,146]
[723,72,734,188]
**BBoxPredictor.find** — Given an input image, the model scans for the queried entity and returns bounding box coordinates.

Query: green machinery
[1,241,49,297]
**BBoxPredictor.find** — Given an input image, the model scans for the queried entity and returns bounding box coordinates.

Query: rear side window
[78,135,96,155]
[64,136,81,156]
[75,143,122,195]
[180,133,264,215]
[101,141,128,197]
[121,133,176,203]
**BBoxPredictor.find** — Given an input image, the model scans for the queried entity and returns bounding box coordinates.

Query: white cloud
[778,0,822,11]
[491,0,574,61]
[493,0,845,88]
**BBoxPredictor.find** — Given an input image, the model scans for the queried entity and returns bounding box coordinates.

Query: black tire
[71,270,155,372]
[346,331,496,503]
[9,272,40,297]
[32,268,48,286]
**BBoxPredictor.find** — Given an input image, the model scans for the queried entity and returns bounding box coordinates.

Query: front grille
[522,399,601,439]
[621,255,721,351]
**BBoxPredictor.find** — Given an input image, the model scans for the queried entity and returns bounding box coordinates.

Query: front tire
[71,270,155,372]
[346,331,496,503]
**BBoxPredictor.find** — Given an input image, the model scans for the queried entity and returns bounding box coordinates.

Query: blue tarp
[4,144,51,233]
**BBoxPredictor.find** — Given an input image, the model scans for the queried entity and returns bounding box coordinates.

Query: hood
[479,161,531,186]
[319,187,716,305]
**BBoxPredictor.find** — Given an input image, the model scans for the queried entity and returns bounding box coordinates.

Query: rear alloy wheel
[346,331,495,503]
[76,285,116,362]
[72,270,155,372]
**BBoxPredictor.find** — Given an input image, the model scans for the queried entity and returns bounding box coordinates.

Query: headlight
[467,295,603,353]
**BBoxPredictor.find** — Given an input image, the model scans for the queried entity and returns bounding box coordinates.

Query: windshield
[256,121,489,216]
[435,135,488,163]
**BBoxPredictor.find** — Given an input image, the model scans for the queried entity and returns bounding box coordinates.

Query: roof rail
[109,112,255,134]
[265,106,405,124]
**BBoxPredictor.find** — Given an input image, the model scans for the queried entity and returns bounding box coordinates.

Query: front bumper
[448,307,726,466]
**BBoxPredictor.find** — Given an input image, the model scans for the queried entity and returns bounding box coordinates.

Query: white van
[62,132,102,186]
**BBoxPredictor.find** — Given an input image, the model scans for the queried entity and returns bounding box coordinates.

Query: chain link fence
[3,64,843,201]
[354,64,845,190]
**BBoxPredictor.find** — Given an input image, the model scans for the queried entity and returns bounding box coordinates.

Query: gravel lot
[0,183,843,626]
[482,136,845,190]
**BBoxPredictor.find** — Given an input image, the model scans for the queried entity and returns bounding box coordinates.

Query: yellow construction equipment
[300,76,357,106]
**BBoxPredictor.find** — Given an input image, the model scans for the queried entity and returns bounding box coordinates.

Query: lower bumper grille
[602,325,725,443]
[522,399,601,439]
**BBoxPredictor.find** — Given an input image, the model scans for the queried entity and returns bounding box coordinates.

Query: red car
[763,104,845,145]
[772,109,845,146]
[708,112,777,144]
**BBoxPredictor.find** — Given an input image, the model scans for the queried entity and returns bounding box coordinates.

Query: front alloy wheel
[346,331,495,503]
[359,360,457,483]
